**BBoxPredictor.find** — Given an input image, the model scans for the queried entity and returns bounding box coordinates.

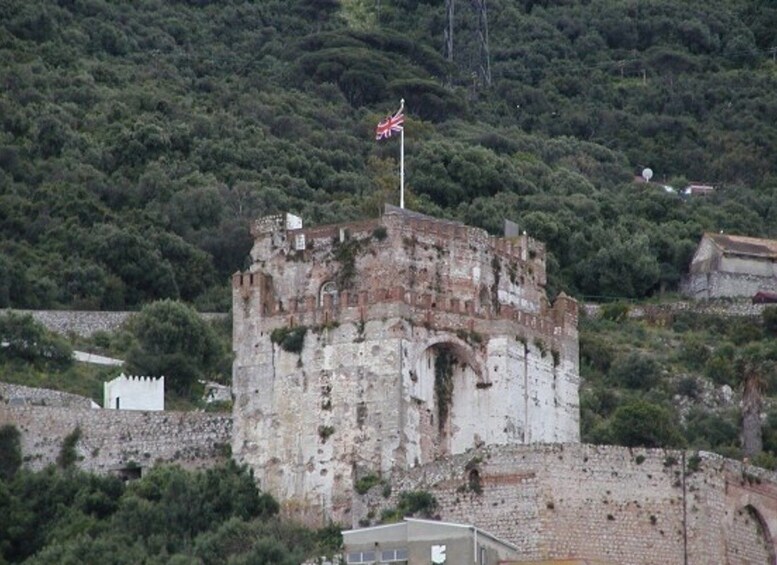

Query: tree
[125,300,224,397]
[608,352,661,390]
[577,234,661,299]
[608,399,685,448]
[87,225,179,307]
[0,313,73,369]
[0,425,22,481]
[762,306,777,336]
[735,343,777,458]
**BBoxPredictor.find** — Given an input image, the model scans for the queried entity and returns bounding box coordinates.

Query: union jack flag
[375,109,404,140]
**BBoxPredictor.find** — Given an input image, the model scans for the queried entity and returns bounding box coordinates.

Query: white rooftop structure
[104,373,164,411]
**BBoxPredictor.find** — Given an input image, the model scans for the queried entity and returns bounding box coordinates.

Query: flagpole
[399,98,405,209]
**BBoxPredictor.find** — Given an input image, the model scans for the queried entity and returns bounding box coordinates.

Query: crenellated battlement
[238,206,552,324]
[104,373,165,411]
[232,277,576,341]
[116,375,163,383]
[247,206,545,270]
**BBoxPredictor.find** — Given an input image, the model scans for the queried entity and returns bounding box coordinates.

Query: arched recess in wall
[725,504,776,565]
[408,336,485,464]
[319,280,339,308]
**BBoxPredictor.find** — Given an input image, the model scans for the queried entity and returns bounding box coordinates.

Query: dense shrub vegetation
[0,457,340,563]
[1,0,776,307]
[0,306,231,404]
[125,300,230,396]
[4,0,777,557]
[580,306,777,464]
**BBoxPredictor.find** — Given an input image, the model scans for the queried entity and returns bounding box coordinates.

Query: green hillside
[580,304,777,468]
[3,4,777,560]
[2,0,777,309]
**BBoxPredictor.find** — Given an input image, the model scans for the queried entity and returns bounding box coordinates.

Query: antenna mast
[472,0,491,88]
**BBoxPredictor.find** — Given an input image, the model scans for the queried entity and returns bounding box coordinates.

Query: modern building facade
[343,518,519,565]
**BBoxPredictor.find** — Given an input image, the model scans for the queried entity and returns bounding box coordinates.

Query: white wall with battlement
[104,374,164,411]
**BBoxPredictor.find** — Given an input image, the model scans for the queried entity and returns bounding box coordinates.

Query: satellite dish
[642,168,653,182]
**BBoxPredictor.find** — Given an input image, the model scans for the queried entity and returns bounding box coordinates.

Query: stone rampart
[356,444,777,565]
[584,298,767,320]
[0,404,232,474]
[6,309,228,338]
[0,382,96,409]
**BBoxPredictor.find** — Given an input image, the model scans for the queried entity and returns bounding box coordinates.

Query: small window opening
[116,465,141,481]
[469,469,482,493]
[319,281,339,307]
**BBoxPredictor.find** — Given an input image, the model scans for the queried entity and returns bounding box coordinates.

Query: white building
[104,373,164,411]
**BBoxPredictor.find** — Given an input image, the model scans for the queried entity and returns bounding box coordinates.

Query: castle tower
[231,206,579,524]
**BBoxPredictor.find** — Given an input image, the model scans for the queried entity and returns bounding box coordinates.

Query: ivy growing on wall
[332,234,365,290]
[434,349,455,431]
[456,328,483,346]
[379,490,438,523]
[490,256,501,314]
[57,426,82,469]
[318,425,335,443]
[354,473,382,495]
[0,424,21,480]
[270,326,308,354]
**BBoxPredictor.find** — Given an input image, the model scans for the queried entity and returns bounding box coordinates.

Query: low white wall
[104,374,164,411]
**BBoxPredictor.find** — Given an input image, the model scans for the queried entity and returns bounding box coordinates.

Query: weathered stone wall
[0,404,232,474]
[357,444,777,565]
[0,382,96,409]
[6,309,228,337]
[684,233,777,300]
[232,209,580,525]
[233,314,579,524]
[685,271,777,300]
[584,297,768,320]
[691,272,777,298]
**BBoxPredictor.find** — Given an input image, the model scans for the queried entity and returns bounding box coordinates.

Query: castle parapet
[250,213,302,237]
[241,282,575,343]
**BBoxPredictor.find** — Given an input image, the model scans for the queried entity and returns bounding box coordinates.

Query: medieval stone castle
[231,206,579,524]
[4,207,777,563]
[229,207,777,564]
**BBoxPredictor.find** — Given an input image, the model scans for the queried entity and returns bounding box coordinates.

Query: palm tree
[735,343,776,458]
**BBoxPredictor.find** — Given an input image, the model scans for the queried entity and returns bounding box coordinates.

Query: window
[319,280,339,307]
[347,551,376,564]
[479,546,487,565]
[381,548,408,562]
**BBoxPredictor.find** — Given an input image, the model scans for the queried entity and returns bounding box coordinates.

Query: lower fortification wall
[356,444,777,565]
[0,404,232,474]
[7,309,228,337]
[0,382,97,409]
[584,297,767,320]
